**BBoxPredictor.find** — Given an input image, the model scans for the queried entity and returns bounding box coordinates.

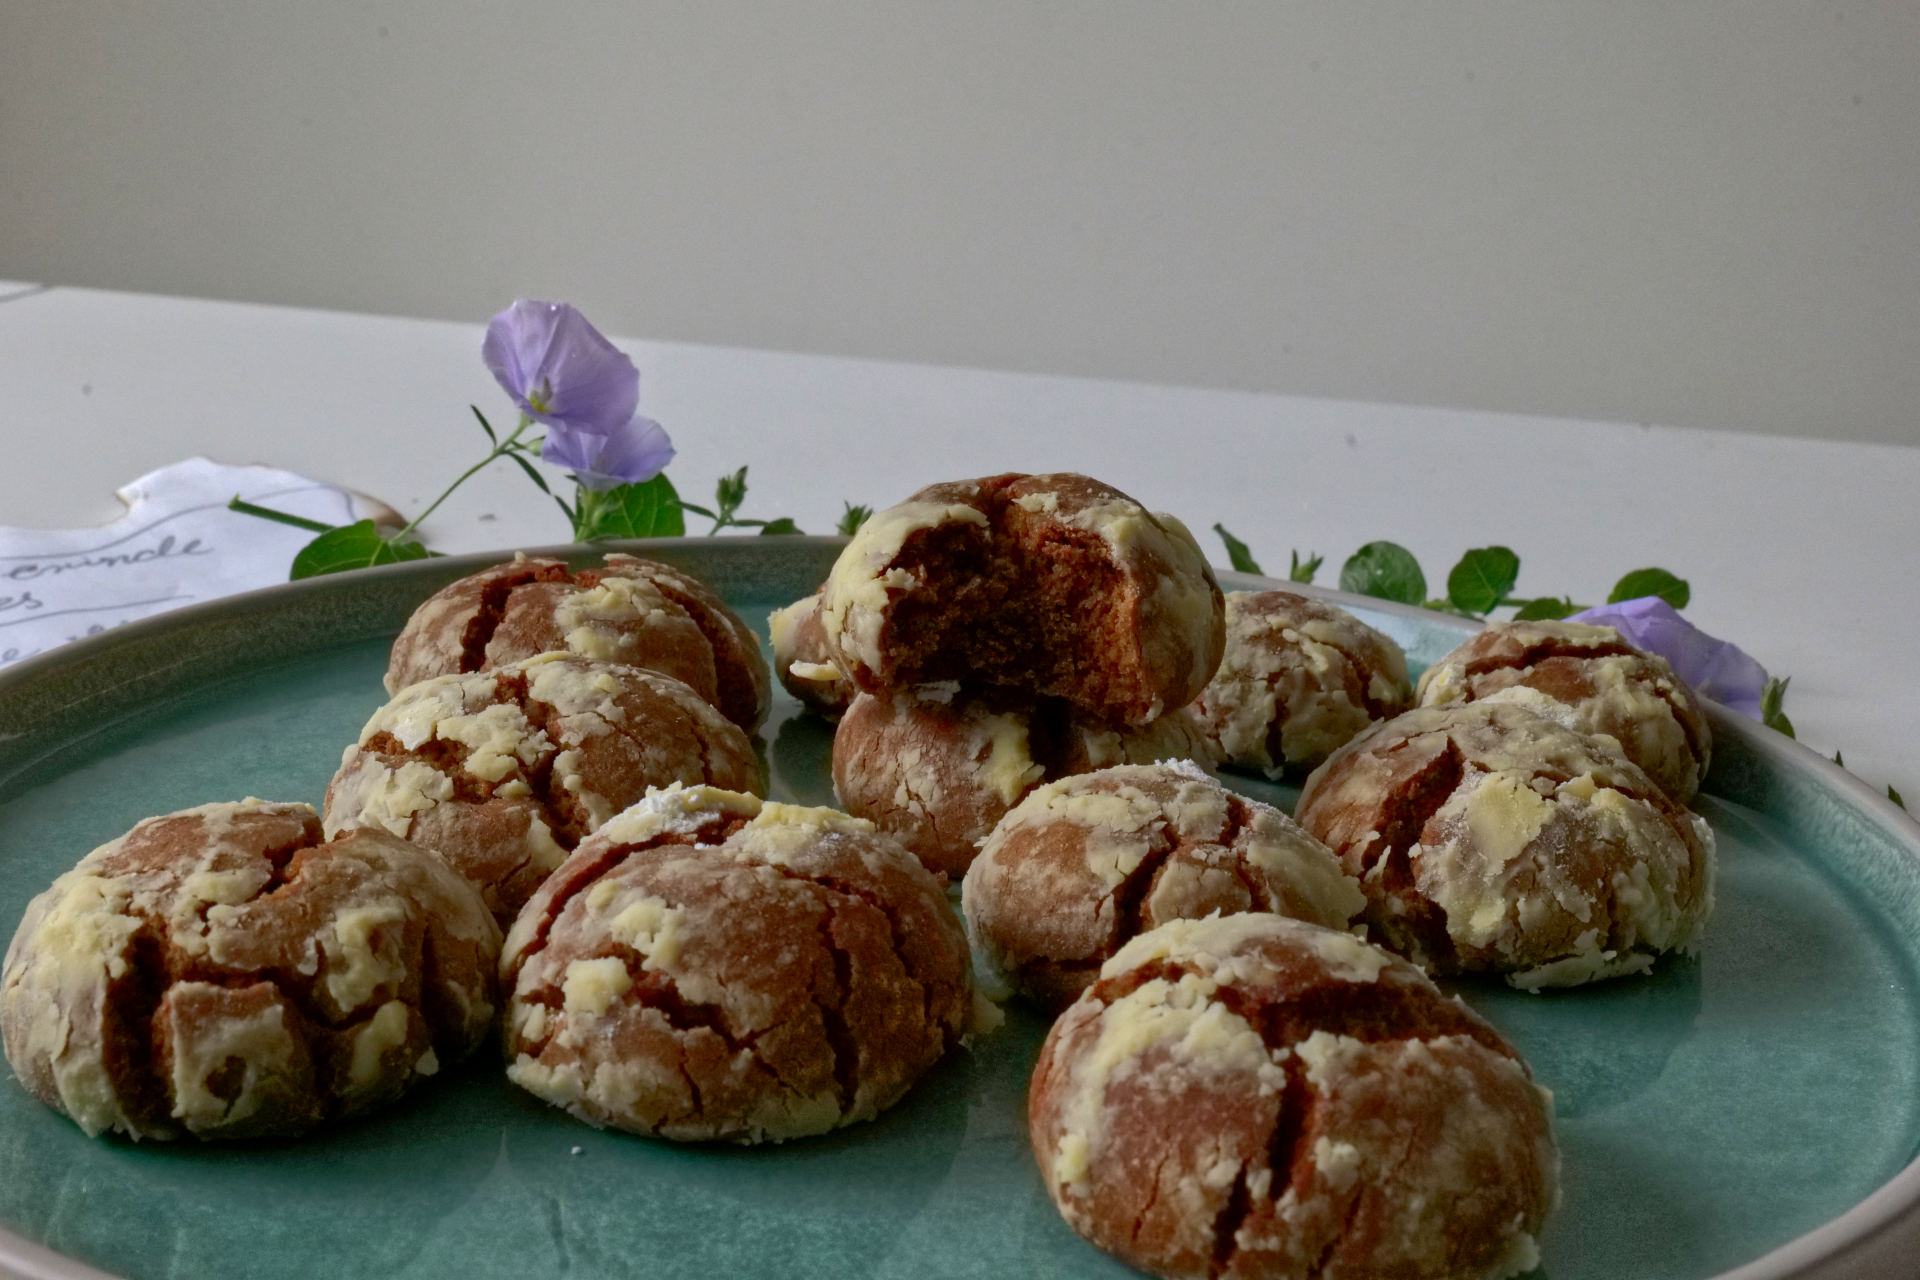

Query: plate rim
[1,539,1917,1280]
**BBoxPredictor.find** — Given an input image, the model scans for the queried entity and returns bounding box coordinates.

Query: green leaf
[837,503,873,536]
[1833,749,1845,767]
[1760,675,1795,739]
[575,474,688,541]
[714,467,749,522]
[757,517,803,536]
[470,405,497,445]
[289,521,431,580]
[1446,546,1521,616]
[504,449,555,497]
[1511,595,1581,621]
[1339,541,1427,606]
[1212,524,1263,575]
[1891,785,1907,810]
[1289,550,1323,584]
[1610,567,1690,609]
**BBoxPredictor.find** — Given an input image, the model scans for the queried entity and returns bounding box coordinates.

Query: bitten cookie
[1193,590,1414,776]
[1416,618,1713,805]
[0,801,499,1141]
[831,689,1219,878]
[326,653,760,924]
[962,761,1364,1011]
[501,786,973,1143]
[768,589,855,720]
[386,553,772,730]
[819,473,1224,725]
[1294,702,1715,988]
[1030,914,1558,1280]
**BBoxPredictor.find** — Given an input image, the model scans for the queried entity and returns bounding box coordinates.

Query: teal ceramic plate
[2,540,1918,1280]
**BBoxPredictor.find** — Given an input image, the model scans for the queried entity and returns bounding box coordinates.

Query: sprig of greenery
[676,467,803,536]
[1760,676,1795,738]
[838,504,873,536]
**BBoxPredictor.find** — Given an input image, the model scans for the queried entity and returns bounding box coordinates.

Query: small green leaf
[1511,596,1581,621]
[757,517,803,536]
[1610,568,1690,609]
[289,521,431,580]
[576,474,688,541]
[1891,785,1907,810]
[1833,749,1845,767]
[1446,546,1521,616]
[470,405,497,445]
[1760,675,1795,739]
[1212,524,1263,576]
[1339,541,1427,606]
[1289,550,1323,584]
[837,503,873,536]
[504,450,554,496]
[714,467,750,521]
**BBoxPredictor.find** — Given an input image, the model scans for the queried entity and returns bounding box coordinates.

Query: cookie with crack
[819,473,1224,725]
[768,589,854,720]
[325,653,760,924]
[1416,618,1712,804]
[1294,701,1714,988]
[0,800,499,1141]
[500,785,973,1143]
[1191,590,1413,776]
[832,689,1219,878]
[1030,914,1557,1280]
[962,761,1363,1011]
[386,553,772,730]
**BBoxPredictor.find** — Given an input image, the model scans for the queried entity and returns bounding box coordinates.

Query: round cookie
[962,761,1364,1011]
[1193,590,1413,776]
[0,801,499,1141]
[1416,618,1712,804]
[326,652,761,924]
[1294,701,1714,988]
[500,785,973,1143]
[831,689,1220,878]
[386,553,772,730]
[819,473,1225,725]
[1030,914,1558,1280]
[768,589,854,719]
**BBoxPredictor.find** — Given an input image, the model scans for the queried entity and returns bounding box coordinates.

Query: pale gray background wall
[3,2,1915,446]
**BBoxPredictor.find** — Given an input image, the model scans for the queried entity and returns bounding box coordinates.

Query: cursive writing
[5,535,212,582]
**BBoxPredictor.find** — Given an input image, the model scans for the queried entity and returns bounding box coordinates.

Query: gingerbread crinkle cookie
[326,652,760,924]
[386,553,772,730]
[0,800,499,1141]
[500,785,974,1143]
[1029,913,1558,1280]
[767,589,855,720]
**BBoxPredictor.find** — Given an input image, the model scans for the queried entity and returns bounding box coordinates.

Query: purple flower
[1569,597,1769,718]
[543,415,676,491]
[482,300,639,434]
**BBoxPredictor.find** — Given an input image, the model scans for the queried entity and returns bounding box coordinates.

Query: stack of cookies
[805,472,1228,877]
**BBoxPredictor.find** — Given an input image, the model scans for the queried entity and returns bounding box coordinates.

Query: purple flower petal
[482,300,639,435]
[543,416,676,491]
[1568,597,1769,718]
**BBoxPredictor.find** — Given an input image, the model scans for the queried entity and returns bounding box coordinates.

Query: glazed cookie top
[818,473,1224,725]
[326,653,760,922]
[962,761,1364,1010]
[1294,702,1714,988]
[386,553,772,730]
[500,785,974,1143]
[1,801,499,1141]
[1030,913,1556,1280]
[1194,590,1413,775]
[1416,619,1712,805]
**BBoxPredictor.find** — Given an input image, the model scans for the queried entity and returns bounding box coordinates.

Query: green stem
[392,413,534,542]
[227,496,338,534]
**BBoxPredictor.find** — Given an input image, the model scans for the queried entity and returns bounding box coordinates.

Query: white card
[0,457,392,667]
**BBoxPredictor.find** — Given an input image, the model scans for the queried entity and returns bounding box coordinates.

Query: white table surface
[2,283,1915,808]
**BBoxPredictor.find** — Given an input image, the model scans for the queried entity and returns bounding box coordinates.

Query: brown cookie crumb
[1294,702,1714,987]
[386,553,772,730]
[326,653,761,925]
[819,474,1224,725]
[0,801,499,1141]
[963,761,1364,1011]
[500,785,973,1143]
[1029,914,1557,1280]
[1416,619,1712,804]
[831,688,1219,878]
